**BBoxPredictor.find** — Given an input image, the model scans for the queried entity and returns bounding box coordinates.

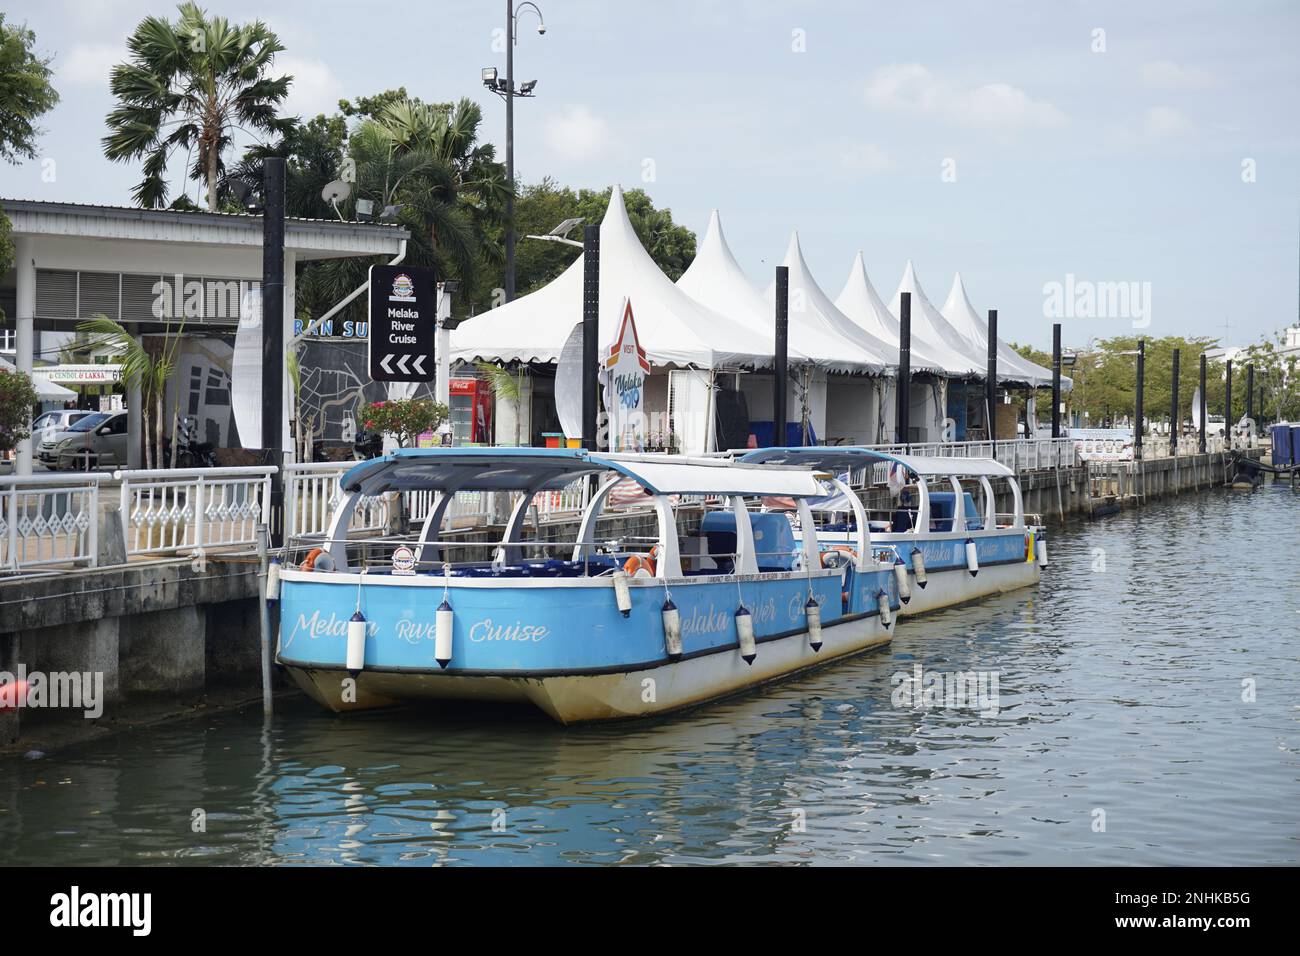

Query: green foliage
[363,398,448,449]
[103,2,294,210]
[1237,332,1300,423]
[1013,335,1228,430]
[0,203,13,322]
[0,367,39,453]
[77,314,185,467]
[0,13,59,164]
[233,89,508,333]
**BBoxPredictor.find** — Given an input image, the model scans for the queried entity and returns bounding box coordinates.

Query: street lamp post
[483,2,546,304]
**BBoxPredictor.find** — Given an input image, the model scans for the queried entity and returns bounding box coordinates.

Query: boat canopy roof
[738,446,1014,479]
[340,448,830,497]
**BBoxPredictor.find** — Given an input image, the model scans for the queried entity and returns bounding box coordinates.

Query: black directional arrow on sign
[368,263,436,384]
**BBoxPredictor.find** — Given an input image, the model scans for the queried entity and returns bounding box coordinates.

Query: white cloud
[1145,105,1193,137]
[839,143,891,173]
[1141,61,1217,91]
[275,55,344,119]
[864,63,1067,130]
[543,105,610,161]
[59,43,125,88]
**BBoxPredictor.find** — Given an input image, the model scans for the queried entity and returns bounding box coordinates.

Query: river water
[2,485,1297,866]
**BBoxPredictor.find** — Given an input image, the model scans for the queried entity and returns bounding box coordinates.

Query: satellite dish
[321,179,352,220]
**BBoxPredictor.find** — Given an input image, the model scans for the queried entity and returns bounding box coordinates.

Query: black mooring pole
[1224,359,1233,445]
[1170,348,1180,455]
[261,156,285,544]
[1134,339,1146,460]
[1051,323,1062,439]
[897,292,911,445]
[773,266,788,447]
[1198,352,1207,453]
[1245,363,1255,426]
[985,309,998,445]
[581,225,599,450]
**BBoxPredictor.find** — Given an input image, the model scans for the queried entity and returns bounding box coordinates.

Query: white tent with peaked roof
[939,273,1071,390]
[679,210,815,368]
[762,232,894,375]
[889,261,985,377]
[448,186,773,370]
[834,252,955,376]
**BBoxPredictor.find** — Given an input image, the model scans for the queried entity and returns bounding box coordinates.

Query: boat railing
[283,533,839,577]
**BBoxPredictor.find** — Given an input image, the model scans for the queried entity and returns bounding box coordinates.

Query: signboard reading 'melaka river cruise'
[368,264,436,383]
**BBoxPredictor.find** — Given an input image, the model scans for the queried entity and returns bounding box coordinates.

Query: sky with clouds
[1,0,1297,351]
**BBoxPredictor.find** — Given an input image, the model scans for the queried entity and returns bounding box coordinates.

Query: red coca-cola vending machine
[449,378,492,445]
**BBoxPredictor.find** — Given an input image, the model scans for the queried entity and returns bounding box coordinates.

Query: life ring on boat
[623,545,659,578]
[301,547,324,571]
[820,545,857,569]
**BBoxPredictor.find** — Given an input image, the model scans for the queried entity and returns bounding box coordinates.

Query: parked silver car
[32,408,94,443]
[37,411,130,470]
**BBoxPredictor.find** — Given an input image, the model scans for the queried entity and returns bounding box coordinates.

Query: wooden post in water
[1134,339,1145,500]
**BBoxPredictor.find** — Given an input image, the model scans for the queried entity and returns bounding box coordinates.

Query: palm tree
[103,2,293,210]
[78,316,184,469]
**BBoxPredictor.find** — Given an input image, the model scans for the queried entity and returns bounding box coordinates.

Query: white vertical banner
[601,298,650,452]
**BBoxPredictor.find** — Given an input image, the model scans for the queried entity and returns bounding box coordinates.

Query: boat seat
[700,510,798,573]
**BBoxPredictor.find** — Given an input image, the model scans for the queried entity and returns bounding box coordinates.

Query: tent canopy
[889,261,985,377]
[762,232,894,375]
[677,210,813,367]
[448,186,774,370]
[940,273,1073,391]
[1,360,78,401]
[835,252,961,377]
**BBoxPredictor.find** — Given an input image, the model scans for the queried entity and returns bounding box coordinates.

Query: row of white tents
[448,185,1069,451]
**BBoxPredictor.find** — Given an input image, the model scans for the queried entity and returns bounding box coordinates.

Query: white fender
[612,570,632,617]
[435,599,454,669]
[662,598,683,660]
[805,596,823,652]
[911,547,928,589]
[346,611,367,676]
[266,557,281,601]
[735,606,756,665]
[893,557,911,605]
[1037,535,1049,567]
[877,590,893,628]
[965,538,980,577]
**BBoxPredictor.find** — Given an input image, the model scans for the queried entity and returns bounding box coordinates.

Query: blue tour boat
[737,447,1047,616]
[276,448,900,723]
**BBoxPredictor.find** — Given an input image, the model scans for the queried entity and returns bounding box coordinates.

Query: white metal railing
[284,462,389,539]
[0,472,102,572]
[842,437,1077,486]
[115,466,274,557]
[1142,435,1227,459]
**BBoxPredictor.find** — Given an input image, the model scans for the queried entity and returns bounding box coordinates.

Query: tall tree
[0,13,59,164]
[103,2,293,210]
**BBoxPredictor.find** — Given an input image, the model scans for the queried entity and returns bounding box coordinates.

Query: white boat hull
[285,611,895,724]
[899,559,1040,616]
